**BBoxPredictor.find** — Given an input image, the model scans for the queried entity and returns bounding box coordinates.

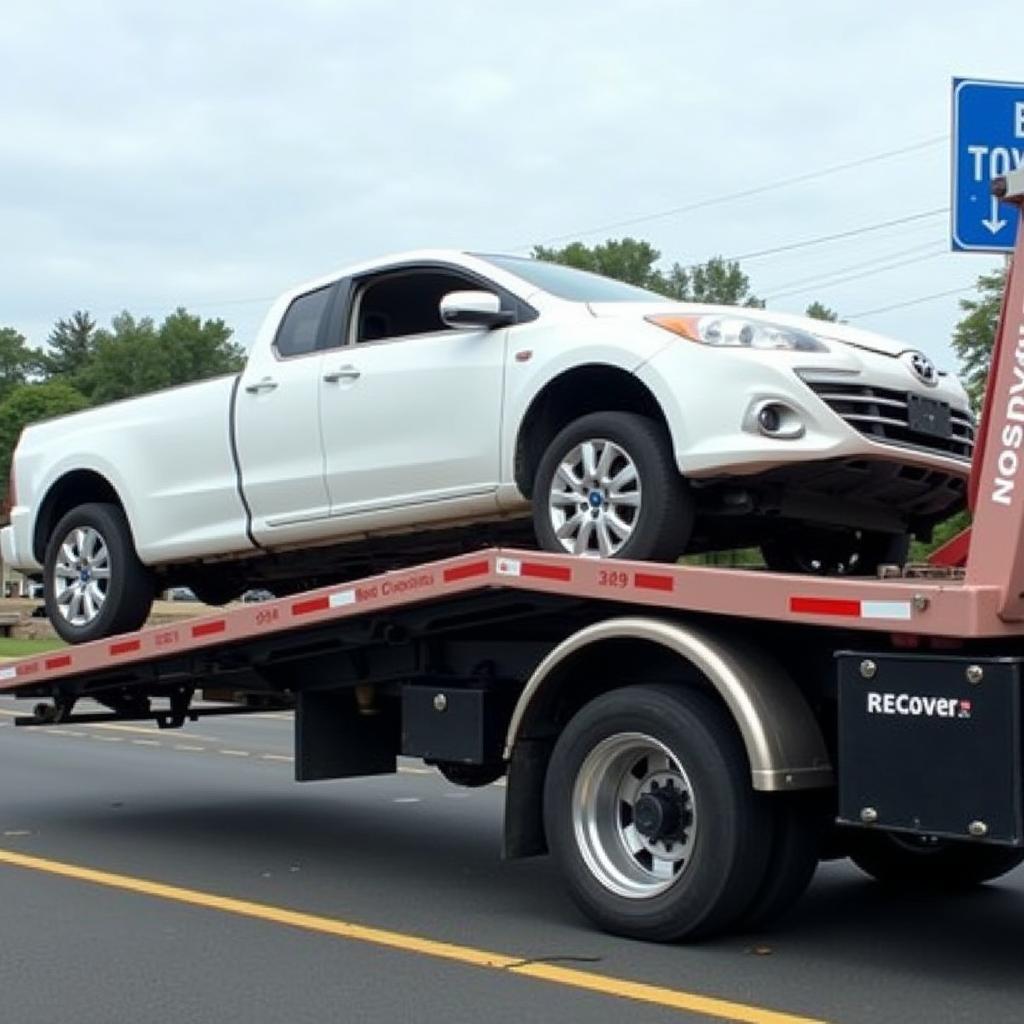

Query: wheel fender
[505,616,834,792]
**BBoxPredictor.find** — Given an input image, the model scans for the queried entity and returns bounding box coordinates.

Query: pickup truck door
[317,268,507,524]
[234,284,334,545]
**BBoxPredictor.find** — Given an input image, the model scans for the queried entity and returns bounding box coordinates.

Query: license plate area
[837,654,1023,843]
[907,392,951,439]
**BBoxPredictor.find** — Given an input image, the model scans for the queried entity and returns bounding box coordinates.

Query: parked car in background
[1,250,971,643]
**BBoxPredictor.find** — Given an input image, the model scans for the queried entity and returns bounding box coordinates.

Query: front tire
[532,412,693,562]
[44,502,154,644]
[543,685,771,941]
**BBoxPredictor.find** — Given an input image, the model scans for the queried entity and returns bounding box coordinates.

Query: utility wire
[724,208,948,264]
[528,136,947,247]
[760,239,946,295]
[765,246,949,302]
[846,286,973,319]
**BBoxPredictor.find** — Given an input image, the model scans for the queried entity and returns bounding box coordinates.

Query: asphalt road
[1,696,1023,1024]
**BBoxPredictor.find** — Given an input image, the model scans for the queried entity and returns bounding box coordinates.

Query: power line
[725,208,948,264]
[761,239,945,294]
[765,246,948,302]
[846,286,973,319]
[528,135,947,247]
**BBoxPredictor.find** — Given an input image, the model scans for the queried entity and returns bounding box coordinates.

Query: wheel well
[514,365,670,497]
[513,637,715,743]
[33,471,124,563]
[501,619,833,859]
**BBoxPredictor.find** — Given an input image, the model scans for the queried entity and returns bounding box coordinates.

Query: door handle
[323,365,361,383]
[244,376,278,394]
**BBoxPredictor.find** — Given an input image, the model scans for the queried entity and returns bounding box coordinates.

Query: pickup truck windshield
[478,254,668,303]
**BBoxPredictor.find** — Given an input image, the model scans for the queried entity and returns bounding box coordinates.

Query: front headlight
[646,314,830,352]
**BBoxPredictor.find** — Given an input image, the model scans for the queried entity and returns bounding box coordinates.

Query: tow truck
[4,170,1024,943]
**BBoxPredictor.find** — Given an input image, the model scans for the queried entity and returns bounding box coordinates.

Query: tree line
[0,309,246,497]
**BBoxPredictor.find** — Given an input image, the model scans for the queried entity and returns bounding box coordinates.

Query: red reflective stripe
[292,595,330,616]
[521,562,572,582]
[634,572,673,592]
[192,620,226,638]
[45,655,72,670]
[443,560,489,583]
[109,640,140,656]
[790,596,861,617]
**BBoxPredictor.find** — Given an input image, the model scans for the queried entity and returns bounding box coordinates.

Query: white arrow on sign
[982,195,1008,235]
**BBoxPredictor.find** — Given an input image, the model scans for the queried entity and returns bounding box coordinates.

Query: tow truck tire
[543,684,772,942]
[532,413,694,562]
[848,831,1024,888]
[739,794,824,930]
[44,502,154,645]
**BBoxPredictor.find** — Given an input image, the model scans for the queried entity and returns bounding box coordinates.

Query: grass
[0,637,66,656]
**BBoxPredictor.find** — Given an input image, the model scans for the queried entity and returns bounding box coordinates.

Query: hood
[586,301,914,361]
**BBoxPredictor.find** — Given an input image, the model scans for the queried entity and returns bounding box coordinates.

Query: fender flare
[504,616,834,792]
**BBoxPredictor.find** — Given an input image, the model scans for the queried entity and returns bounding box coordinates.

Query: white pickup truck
[3,250,972,642]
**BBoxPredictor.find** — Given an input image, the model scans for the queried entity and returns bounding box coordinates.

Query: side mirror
[440,290,515,330]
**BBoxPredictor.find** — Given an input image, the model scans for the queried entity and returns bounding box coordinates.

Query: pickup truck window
[354,270,488,344]
[275,286,333,358]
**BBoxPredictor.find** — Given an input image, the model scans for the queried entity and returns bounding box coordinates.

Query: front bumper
[637,340,972,483]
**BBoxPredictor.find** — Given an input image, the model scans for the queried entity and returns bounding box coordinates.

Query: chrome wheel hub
[572,733,696,899]
[548,439,641,557]
[53,526,111,627]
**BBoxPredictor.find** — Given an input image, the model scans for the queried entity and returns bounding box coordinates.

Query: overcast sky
[2,1,1020,370]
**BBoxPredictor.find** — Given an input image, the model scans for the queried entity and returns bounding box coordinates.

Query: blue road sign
[952,77,1024,252]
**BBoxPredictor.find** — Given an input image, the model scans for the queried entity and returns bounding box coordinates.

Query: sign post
[951,77,1024,253]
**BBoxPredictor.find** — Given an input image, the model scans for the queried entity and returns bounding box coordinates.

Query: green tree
[805,301,839,322]
[532,238,665,291]
[951,266,1006,410]
[0,381,88,502]
[0,327,41,400]
[82,309,245,406]
[159,308,245,385]
[532,238,765,307]
[39,310,97,385]
[663,256,764,307]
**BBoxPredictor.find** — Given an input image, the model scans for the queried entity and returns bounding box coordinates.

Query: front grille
[804,380,974,462]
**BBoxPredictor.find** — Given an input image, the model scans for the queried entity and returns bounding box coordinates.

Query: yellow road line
[0,848,824,1024]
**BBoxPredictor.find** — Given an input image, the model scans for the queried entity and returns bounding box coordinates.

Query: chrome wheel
[573,732,696,899]
[53,526,111,627]
[548,439,641,557]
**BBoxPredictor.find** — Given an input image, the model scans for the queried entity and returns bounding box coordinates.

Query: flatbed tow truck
[6,171,1024,942]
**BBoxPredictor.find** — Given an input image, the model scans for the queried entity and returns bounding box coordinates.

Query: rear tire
[189,577,241,607]
[543,685,771,941]
[761,528,909,576]
[740,794,824,930]
[44,502,154,644]
[532,413,693,563]
[848,830,1024,889]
